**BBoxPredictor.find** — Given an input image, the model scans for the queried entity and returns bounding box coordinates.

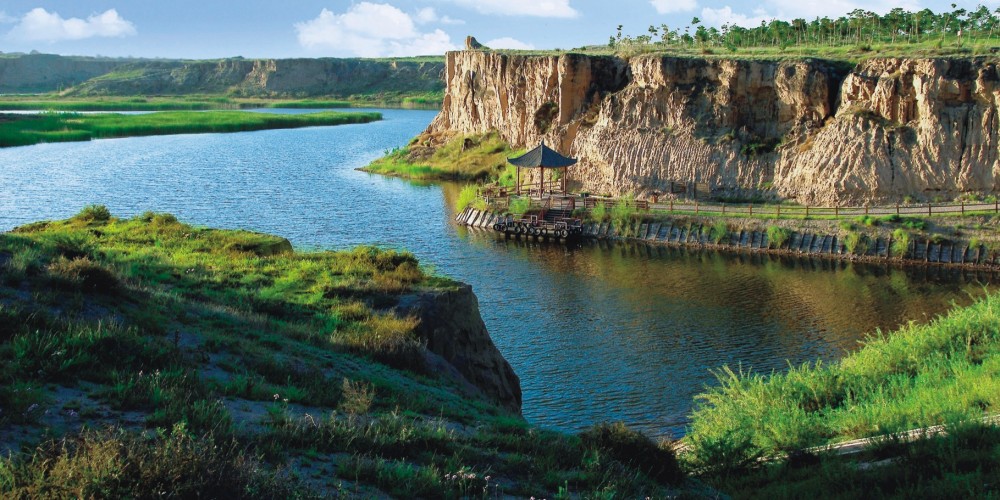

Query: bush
[73,204,112,223]
[509,197,531,217]
[0,425,309,498]
[843,231,867,254]
[46,256,121,294]
[579,422,684,485]
[339,378,375,415]
[611,197,638,234]
[766,226,791,249]
[711,221,728,244]
[455,184,479,212]
[590,202,607,222]
[891,228,911,257]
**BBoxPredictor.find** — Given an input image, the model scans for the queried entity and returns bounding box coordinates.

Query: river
[0,108,992,437]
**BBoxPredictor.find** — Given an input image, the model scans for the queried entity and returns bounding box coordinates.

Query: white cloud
[295,4,458,57]
[415,7,465,26]
[701,1,923,29]
[484,37,535,50]
[701,6,771,28]
[7,8,136,42]
[447,0,578,18]
[650,0,698,14]
[416,7,437,24]
[0,11,16,24]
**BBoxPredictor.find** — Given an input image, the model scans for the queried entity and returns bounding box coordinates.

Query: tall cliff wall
[426,51,1000,205]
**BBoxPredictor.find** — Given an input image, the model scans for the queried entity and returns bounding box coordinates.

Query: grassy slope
[0,208,686,498]
[362,131,520,181]
[0,110,380,148]
[683,289,1000,496]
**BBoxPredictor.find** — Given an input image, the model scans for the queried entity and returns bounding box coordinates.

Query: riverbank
[360,131,519,181]
[684,289,1000,497]
[0,93,444,112]
[0,208,692,497]
[0,110,381,148]
[457,204,1000,271]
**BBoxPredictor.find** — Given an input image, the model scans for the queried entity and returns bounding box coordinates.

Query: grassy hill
[0,208,687,497]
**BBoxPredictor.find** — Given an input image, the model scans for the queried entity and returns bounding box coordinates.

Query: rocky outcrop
[399,284,521,413]
[424,51,1000,205]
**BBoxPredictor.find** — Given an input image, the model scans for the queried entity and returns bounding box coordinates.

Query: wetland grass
[0,110,380,147]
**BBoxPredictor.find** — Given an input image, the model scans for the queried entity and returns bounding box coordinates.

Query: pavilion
[507,141,578,196]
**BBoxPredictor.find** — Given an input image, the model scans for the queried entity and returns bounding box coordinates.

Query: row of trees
[610,5,1000,51]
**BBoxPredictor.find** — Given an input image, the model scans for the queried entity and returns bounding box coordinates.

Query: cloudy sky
[0,0,995,59]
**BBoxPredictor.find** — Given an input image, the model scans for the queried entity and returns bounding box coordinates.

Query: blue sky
[0,1,996,59]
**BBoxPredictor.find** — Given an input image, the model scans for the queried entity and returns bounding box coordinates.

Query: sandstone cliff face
[398,284,522,414]
[426,51,1000,204]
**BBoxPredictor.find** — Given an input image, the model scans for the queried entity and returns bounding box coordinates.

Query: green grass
[539,34,1000,65]
[0,208,689,498]
[766,226,791,249]
[265,99,350,109]
[362,131,517,181]
[455,184,480,212]
[687,292,1000,463]
[700,420,1000,499]
[0,110,380,147]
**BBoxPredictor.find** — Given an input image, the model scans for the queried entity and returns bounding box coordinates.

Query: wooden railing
[480,190,1000,220]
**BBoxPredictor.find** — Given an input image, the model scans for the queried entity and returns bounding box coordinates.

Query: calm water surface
[0,108,992,437]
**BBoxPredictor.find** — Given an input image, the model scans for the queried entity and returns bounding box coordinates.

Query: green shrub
[46,256,121,294]
[509,197,531,217]
[339,378,375,415]
[611,196,638,234]
[766,226,791,249]
[843,231,866,254]
[73,204,112,223]
[891,229,911,257]
[590,202,607,222]
[855,215,879,227]
[0,425,309,498]
[711,221,728,244]
[455,185,479,212]
[579,422,683,485]
[901,218,927,231]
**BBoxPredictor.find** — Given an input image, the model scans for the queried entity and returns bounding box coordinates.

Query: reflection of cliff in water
[457,228,994,437]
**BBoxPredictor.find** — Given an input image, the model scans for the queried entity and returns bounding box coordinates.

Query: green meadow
[0,110,381,148]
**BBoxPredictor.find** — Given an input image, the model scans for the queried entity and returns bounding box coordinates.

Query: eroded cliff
[425,51,1000,204]
[398,284,522,413]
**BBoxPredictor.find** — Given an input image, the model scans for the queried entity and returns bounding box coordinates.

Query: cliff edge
[400,284,522,413]
[425,51,1000,205]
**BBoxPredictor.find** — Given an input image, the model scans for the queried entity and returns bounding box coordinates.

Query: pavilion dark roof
[507,142,577,169]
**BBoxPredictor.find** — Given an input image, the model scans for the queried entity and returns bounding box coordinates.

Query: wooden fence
[586,197,1000,219]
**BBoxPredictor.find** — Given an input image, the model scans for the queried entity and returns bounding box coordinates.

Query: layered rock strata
[426,51,1000,205]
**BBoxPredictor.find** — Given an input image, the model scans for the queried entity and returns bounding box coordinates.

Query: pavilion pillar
[516,166,520,195]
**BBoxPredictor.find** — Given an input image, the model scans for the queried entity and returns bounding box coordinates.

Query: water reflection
[0,109,992,438]
[460,230,991,436]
